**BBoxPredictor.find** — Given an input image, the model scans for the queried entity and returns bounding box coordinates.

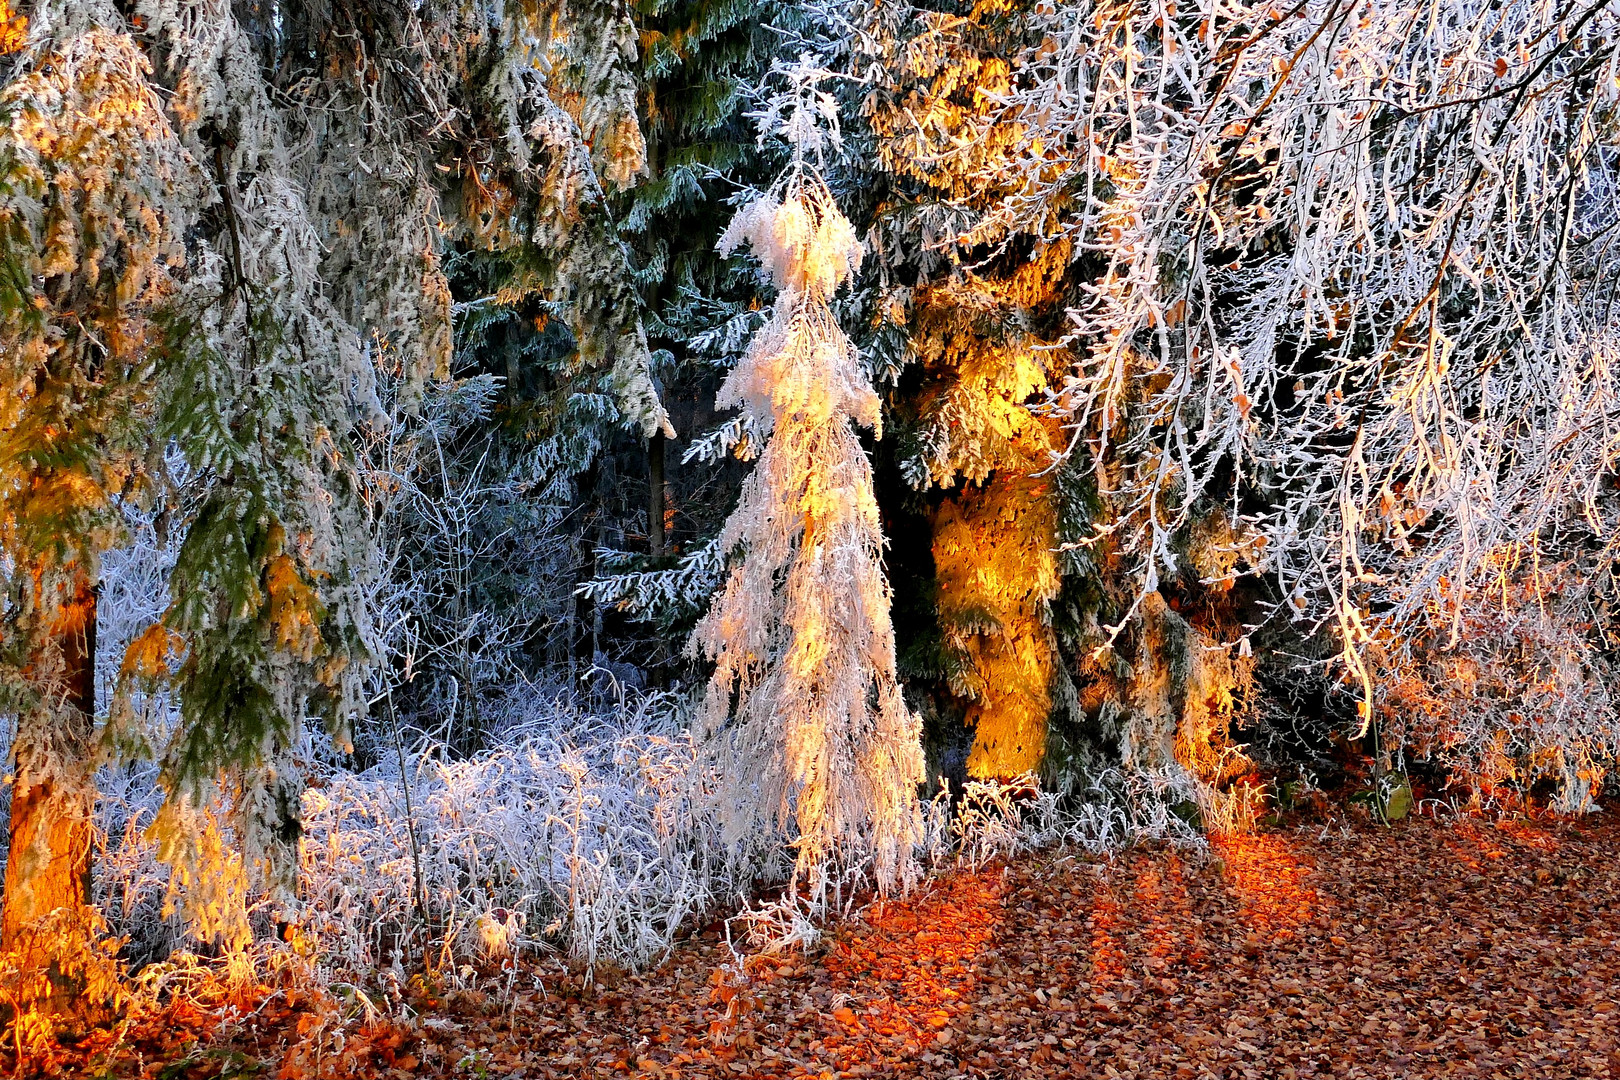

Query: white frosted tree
[0,0,667,1017]
[690,59,924,905]
[887,0,1620,806]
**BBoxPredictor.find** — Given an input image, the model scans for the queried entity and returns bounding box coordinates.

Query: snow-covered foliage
[299,692,725,976]
[929,766,1260,874]
[358,366,596,752]
[580,539,728,623]
[0,0,674,964]
[867,0,1620,805]
[89,690,736,978]
[1375,560,1620,813]
[690,58,926,906]
[32,454,1260,980]
[81,716,1241,984]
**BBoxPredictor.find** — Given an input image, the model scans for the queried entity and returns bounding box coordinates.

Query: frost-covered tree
[0,11,201,1015]
[0,0,665,1012]
[691,59,924,902]
[907,0,1620,805]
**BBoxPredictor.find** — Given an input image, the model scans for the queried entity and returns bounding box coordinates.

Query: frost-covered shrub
[921,768,1224,876]
[87,687,764,977]
[299,690,736,975]
[357,368,592,755]
[1375,557,1620,813]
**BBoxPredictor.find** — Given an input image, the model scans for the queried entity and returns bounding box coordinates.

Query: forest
[0,0,1618,1075]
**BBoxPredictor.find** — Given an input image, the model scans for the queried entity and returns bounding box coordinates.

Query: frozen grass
[300,690,734,976]
[928,767,1240,872]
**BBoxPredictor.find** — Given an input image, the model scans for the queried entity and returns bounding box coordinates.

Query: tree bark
[1,571,102,1018]
[648,431,666,557]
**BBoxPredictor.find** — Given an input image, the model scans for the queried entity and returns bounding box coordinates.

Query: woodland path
[69,813,1620,1079]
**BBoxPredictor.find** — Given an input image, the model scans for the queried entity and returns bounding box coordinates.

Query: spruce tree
[856,0,1079,781]
[691,60,924,903]
[0,0,665,1013]
[576,0,789,659]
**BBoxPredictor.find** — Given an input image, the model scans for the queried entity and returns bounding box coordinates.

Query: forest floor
[54,810,1620,1080]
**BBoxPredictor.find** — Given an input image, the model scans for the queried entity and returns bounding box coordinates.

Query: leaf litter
[37,812,1620,1079]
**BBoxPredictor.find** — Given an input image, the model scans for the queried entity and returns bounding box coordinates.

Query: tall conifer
[691,61,924,902]
[0,0,665,1012]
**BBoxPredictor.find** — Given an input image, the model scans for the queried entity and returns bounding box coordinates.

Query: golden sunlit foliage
[859,4,1079,778]
[934,465,1060,778]
[0,3,24,54]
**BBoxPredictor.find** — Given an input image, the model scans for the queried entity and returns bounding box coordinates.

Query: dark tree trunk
[648,431,666,557]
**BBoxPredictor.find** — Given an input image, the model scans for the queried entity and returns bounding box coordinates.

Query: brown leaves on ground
[34,812,1620,1078]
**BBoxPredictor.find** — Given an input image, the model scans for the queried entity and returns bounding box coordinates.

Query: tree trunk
[1,571,105,1020]
[932,465,1061,781]
[648,431,666,557]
